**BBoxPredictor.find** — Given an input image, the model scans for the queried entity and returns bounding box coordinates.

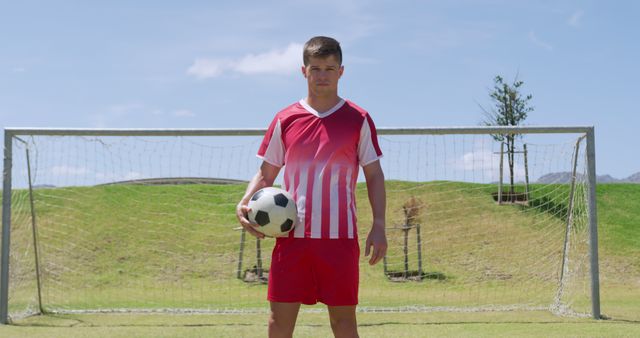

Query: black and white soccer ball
[247,187,297,237]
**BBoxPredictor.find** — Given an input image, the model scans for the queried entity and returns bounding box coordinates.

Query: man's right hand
[237,162,281,239]
[236,202,265,239]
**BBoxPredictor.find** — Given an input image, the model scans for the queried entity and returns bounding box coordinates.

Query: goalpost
[1,126,600,323]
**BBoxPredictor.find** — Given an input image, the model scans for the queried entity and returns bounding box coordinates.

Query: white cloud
[449,137,531,183]
[568,10,583,27]
[187,43,303,79]
[235,43,302,75]
[460,150,497,171]
[456,148,528,183]
[187,59,231,79]
[528,31,553,51]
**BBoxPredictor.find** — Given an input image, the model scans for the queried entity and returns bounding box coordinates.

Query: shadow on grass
[385,270,447,282]
[525,195,569,222]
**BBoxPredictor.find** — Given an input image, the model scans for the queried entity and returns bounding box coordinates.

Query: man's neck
[305,94,342,114]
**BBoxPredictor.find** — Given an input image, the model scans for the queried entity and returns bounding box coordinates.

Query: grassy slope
[3,181,639,334]
[12,182,580,308]
[592,184,640,321]
[597,184,640,259]
[14,182,637,258]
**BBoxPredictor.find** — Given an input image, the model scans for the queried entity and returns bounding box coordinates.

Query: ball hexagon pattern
[247,187,297,237]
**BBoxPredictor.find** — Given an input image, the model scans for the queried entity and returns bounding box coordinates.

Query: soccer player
[236,36,387,338]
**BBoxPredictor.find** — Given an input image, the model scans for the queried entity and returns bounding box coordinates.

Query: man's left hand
[365,225,387,265]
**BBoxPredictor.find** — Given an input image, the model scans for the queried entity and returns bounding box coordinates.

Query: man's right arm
[236,161,281,238]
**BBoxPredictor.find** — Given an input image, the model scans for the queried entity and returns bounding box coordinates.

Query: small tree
[481,75,534,202]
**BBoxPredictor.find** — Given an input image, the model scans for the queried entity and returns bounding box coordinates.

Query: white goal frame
[0,126,601,323]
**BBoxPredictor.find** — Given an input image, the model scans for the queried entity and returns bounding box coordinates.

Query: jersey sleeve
[357,114,383,166]
[257,117,285,167]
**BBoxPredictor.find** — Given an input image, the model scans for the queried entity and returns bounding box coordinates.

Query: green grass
[2,311,639,337]
[597,184,640,258]
[2,181,640,336]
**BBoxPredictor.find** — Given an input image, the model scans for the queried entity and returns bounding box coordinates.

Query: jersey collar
[299,98,346,118]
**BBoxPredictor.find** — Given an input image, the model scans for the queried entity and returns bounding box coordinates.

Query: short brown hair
[303,36,342,66]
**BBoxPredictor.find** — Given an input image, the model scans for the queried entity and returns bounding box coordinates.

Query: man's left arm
[362,160,387,265]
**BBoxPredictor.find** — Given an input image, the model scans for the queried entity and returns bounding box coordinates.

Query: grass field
[1,311,640,337]
[1,182,639,337]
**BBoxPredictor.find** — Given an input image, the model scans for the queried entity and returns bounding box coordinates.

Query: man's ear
[301,65,307,78]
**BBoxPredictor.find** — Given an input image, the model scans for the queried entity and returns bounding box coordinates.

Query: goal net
[1,127,598,322]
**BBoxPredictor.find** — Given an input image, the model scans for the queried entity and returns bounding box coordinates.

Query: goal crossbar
[4,125,593,137]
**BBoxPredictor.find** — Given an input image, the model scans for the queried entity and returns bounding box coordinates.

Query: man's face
[302,55,344,97]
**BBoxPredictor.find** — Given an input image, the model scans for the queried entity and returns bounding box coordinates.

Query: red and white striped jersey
[257,99,383,239]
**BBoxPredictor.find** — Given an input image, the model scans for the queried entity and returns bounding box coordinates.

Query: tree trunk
[508,135,515,202]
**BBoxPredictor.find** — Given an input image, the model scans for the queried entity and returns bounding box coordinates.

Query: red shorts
[267,237,360,306]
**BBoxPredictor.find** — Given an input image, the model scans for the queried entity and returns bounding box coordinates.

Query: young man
[236,36,387,338]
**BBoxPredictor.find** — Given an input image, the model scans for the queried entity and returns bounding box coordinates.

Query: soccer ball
[247,187,297,237]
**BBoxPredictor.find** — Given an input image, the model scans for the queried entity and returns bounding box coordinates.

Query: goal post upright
[585,127,601,319]
[1,130,14,325]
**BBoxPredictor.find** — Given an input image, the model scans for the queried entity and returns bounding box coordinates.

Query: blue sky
[1,0,639,178]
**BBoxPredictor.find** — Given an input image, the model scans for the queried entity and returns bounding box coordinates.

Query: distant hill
[33,184,56,189]
[598,174,622,183]
[98,177,249,186]
[536,172,640,184]
[536,172,575,184]
[627,172,640,183]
